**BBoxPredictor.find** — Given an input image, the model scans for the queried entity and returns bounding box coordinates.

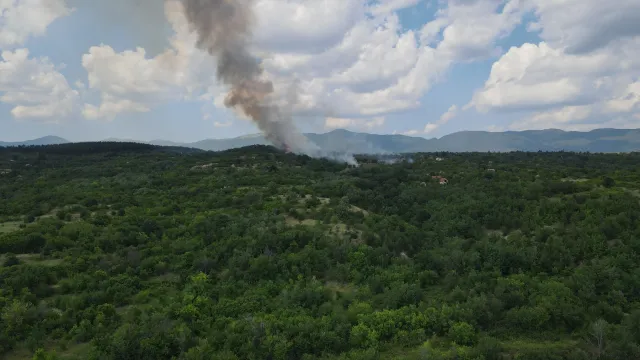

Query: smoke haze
[179,0,357,165]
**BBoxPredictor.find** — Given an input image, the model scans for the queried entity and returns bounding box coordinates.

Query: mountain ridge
[0,135,69,147]
[2,128,640,153]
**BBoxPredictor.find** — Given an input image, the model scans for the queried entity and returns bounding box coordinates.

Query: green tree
[448,322,476,346]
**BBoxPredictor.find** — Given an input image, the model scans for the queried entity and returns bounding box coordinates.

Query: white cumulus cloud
[82,96,150,121]
[431,0,526,61]
[527,0,640,54]
[0,48,78,120]
[252,0,367,54]
[77,0,485,122]
[403,104,458,136]
[4,0,640,135]
[7,0,542,126]
[369,0,423,16]
[606,81,640,114]
[0,0,72,49]
[325,116,385,131]
[468,0,640,131]
[422,105,458,134]
[509,105,593,131]
[255,0,523,117]
[79,0,219,120]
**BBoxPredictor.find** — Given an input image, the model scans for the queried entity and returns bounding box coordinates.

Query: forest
[1,142,640,360]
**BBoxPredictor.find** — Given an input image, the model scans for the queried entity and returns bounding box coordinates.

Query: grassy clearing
[0,221,21,233]
[485,229,505,238]
[0,206,100,236]
[309,195,330,205]
[1,347,31,360]
[148,272,181,284]
[328,223,364,244]
[115,305,134,315]
[2,254,64,267]
[369,337,581,360]
[325,281,353,294]
[622,187,640,198]
[349,204,369,216]
[2,342,91,360]
[329,223,358,236]
[57,342,92,360]
[285,216,319,226]
[561,178,589,182]
[501,338,580,356]
[30,258,64,267]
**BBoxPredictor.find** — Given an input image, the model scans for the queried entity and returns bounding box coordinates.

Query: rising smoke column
[180,0,356,165]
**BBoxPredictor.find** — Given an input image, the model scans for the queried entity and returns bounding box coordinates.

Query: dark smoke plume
[180,0,357,165]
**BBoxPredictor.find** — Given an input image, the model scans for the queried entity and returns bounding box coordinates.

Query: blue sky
[0,0,639,143]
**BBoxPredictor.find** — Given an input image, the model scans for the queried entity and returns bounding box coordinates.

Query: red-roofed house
[431,175,448,185]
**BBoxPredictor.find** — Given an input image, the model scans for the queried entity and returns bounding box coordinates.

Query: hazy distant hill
[315,128,640,153]
[432,128,640,152]
[4,129,640,153]
[142,128,640,153]
[0,136,69,147]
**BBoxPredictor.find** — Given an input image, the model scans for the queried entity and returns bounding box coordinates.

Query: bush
[448,322,476,346]
[56,210,67,220]
[3,253,20,267]
[473,336,503,360]
[602,176,615,188]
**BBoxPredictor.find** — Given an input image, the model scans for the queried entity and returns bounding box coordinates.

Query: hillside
[1,143,640,359]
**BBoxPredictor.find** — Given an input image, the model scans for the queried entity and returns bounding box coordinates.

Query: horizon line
[1,127,638,144]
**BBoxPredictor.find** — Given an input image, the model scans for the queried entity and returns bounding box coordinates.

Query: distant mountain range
[0,136,69,147]
[3,128,640,153]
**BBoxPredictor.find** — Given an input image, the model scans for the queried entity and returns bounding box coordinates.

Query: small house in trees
[432,175,448,185]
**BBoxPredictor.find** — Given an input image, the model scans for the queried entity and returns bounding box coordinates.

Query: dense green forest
[1,143,640,360]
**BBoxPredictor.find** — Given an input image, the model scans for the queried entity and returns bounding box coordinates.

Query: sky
[0,0,639,143]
